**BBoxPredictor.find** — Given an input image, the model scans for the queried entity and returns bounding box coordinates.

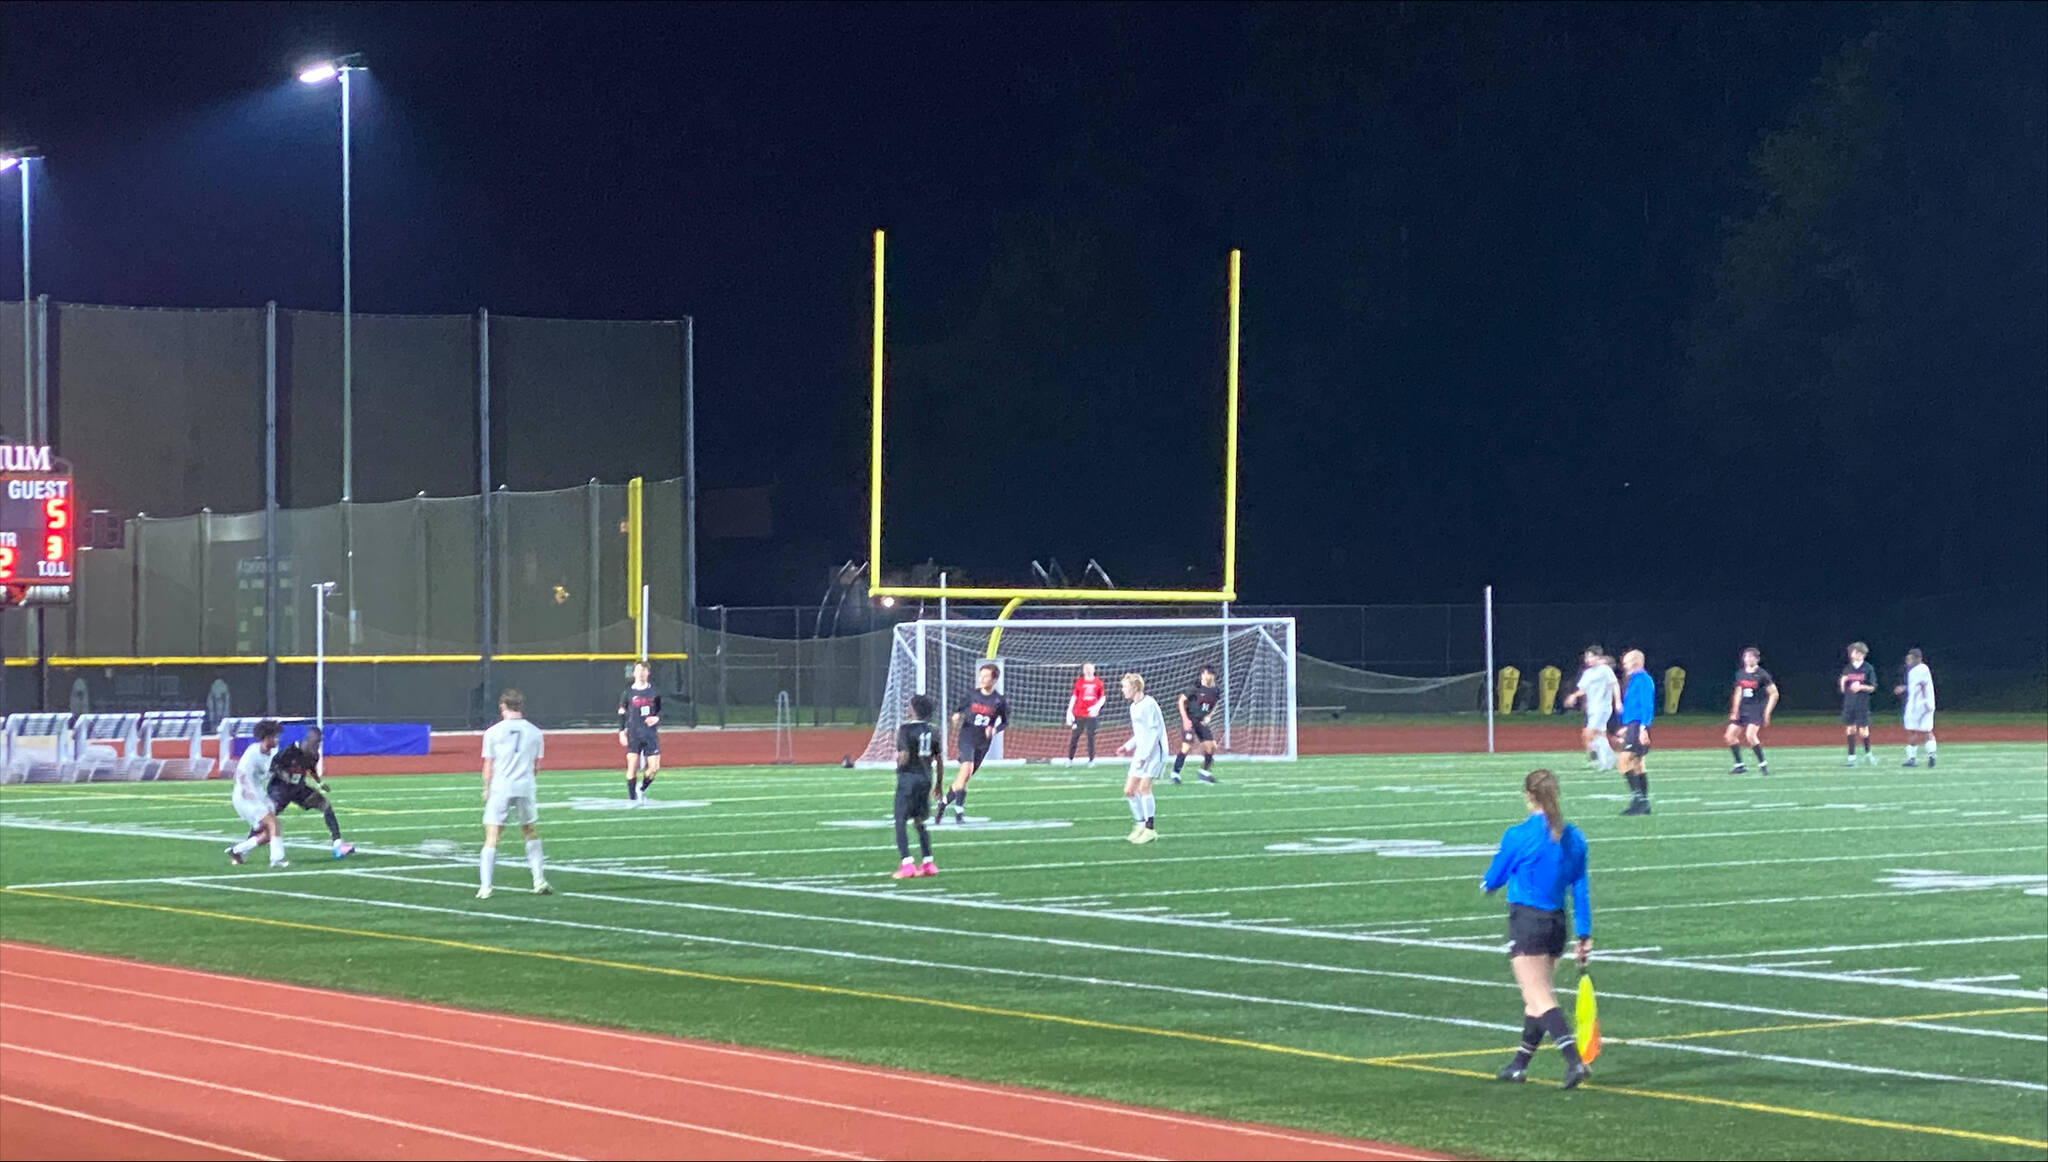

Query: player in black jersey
[1839,641,1878,767]
[891,695,943,879]
[938,664,1007,824]
[1171,666,1222,784]
[266,727,356,859]
[618,661,662,803]
[1724,647,1779,775]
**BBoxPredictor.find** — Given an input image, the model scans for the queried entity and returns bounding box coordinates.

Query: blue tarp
[232,722,431,757]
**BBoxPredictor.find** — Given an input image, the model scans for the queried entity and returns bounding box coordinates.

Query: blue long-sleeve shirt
[1483,813,1593,937]
[1621,669,1655,725]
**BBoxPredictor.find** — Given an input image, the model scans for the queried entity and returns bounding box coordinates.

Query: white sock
[1139,793,1156,825]
[268,834,286,863]
[230,835,261,856]
[1127,795,1146,823]
[1925,737,1937,755]
[480,845,497,890]
[1906,744,1919,759]
[1594,736,1615,769]
[526,838,546,885]
[901,856,915,866]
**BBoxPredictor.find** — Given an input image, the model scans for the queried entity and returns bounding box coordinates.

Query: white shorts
[233,793,270,829]
[1585,705,1612,731]
[484,793,539,827]
[1126,753,1164,783]
[1903,709,1935,733]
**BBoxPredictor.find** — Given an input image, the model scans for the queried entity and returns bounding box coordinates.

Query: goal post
[858,616,1297,768]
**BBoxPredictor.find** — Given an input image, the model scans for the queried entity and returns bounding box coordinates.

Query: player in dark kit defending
[1172,666,1222,784]
[267,726,356,859]
[891,695,942,879]
[938,664,1007,825]
[1724,647,1779,775]
[618,661,662,803]
[1839,641,1878,767]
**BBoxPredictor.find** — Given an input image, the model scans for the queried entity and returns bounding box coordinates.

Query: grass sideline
[2,743,2044,1159]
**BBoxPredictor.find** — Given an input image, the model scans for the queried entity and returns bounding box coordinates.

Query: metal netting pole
[1484,585,1496,754]
[1220,600,1233,750]
[586,480,601,653]
[264,302,278,714]
[476,308,492,722]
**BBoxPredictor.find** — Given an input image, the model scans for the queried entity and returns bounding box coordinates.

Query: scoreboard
[0,444,73,602]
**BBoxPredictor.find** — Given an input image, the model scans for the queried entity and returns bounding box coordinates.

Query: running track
[0,943,1440,1161]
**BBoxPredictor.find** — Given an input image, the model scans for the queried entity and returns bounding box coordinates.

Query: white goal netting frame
[857,617,1297,768]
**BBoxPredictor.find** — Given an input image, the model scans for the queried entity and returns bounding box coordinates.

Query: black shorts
[1841,702,1872,727]
[1507,904,1569,959]
[1182,721,1214,745]
[267,780,329,814]
[1621,722,1650,756]
[894,774,933,823]
[625,730,661,757]
[1732,714,1765,732]
[958,734,993,767]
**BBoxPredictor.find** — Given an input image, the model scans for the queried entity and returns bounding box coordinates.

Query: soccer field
[2,744,2044,1160]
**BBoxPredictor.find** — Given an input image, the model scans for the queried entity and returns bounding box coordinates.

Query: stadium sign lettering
[0,444,54,472]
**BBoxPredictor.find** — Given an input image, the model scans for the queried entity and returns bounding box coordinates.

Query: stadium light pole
[297,55,366,502]
[2,148,41,443]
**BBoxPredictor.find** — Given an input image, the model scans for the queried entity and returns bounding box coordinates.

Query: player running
[1895,648,1938,767]
[1118,672,1167,843]
[890,695,942,879]
[1724,647,1778,775]
[267,726,355,859]
[226,720,288,867]
[1561,647,1620,771]
[937,663,1007,825]
[478,689,550,900]
[1065,661,1107,765]
[618,661,663,803]
[1170,666,1221,784]
[1839,641,1878,766]
[1482,769,1593,1089]
[1617,650,1654,815]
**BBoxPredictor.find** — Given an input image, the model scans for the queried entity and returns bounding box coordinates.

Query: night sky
[3,2,2043,605]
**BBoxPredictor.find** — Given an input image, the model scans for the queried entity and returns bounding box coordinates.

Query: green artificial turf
[3,744,2044,1159]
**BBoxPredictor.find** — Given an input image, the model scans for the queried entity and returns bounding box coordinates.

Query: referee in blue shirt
[1482,769,1593,1088]
[1617,648,1655,815]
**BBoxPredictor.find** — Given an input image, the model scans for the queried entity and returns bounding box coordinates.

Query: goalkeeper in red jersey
[1066,661,1106,764]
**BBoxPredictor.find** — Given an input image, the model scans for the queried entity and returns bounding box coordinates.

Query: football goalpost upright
[859,232,1296,763]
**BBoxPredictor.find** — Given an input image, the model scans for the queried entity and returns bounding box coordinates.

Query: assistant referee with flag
[1482,769,1593,1089]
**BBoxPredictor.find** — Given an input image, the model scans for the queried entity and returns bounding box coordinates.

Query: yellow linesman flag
[1576,972,1602,1063]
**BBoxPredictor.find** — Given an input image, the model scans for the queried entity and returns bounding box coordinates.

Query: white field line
[1838,968,1924,977]
[152,873,2048,1092]
[1687,934,2048,960]
[1751,960,1835,969]
[0,971,1156,1162]
[1938,975,2024,985]
[0,1093,279,1160]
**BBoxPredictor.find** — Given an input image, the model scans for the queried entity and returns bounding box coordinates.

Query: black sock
[1538,1007,1583,1066]
[956,788,967,810]
[1848,736,1858,756]
[626,778,637,797]
[321,807,342,842]
[1752,746,1766,765]
[640,775,654,790]
[1173,752,1186,774]
[1730,745,1744,764]
[1862,735,1871,754]
[1510,1015,1543,1070]
[1202,752,1213,771]
[916,821,931,858]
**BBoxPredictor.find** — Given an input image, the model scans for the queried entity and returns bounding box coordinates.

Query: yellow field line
[3,887,2043,1153]
[1378,1004,2048,1063]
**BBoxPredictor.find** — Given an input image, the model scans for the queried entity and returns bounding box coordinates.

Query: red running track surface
[0,942,1443,1161]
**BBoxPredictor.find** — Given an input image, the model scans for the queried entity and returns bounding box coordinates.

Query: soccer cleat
[1844,757,1860,767]
[1561,1061,1592,1090]
[1865,753,1879,766]
[533,881,552,895]
[1620,799,1650,816]
[476,886,493,899]
[893,863,919,880]
[226,846,245,866]
[1927,755,1937,768]
[1497,1064,1527,1083]
[1134,827,1157,844]
[918,860,938,877]
[1903,758,1918,768]
[1758,764,1770,777]
[1729,763,1747,775]
[1199,772,1218,784]
[953,808,966,825]
[333,841,356,859]
[269,859,290,869]
[1168,773,1182,785]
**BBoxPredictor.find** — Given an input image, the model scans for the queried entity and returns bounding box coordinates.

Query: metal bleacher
[0,710,217,783]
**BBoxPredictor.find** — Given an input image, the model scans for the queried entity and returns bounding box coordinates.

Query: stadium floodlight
[298,62,340,84]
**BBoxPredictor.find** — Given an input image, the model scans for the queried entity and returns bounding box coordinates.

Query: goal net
[857,617,1297,767]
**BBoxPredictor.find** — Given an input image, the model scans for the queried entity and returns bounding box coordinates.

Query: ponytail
[1525,768,1565,841]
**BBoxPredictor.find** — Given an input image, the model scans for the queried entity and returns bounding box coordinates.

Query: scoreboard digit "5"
[0,443,74,600]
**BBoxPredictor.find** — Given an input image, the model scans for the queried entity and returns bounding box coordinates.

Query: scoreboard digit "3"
[0,443,74,601]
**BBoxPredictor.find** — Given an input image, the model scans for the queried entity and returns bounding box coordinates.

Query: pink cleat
[892,863,920,880]
[918,860,938,877]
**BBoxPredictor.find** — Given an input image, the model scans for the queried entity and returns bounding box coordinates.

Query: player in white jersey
[1561,647,1620,771]
[477,689,551,899]
[225,719,289,867]
[1893,649,1939,768]
[1116,672,1167,844]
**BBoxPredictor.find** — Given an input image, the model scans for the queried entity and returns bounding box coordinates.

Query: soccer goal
[856,616,1297,767]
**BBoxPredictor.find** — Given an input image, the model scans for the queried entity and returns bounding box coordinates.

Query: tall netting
[1295,654,1487,714]
[857,617,1297,767]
